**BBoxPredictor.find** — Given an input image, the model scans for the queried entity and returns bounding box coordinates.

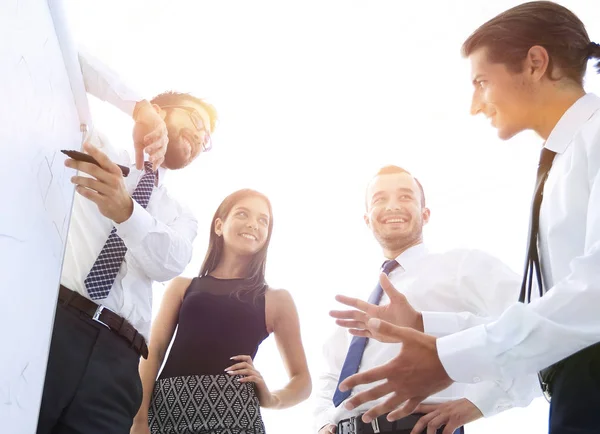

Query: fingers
[83,143,121,176]
[64,158,114,184]
[425,413,448,434]
[71,176,111,196]
[348,329,372,338]
[387,397,423,421]
[143,124,167,148]
[225,362,253,371]
[237,375,262,384]
[379,273,404,302]
[334,295,374,313]
[230,355,253,363]
[227,368,256,377]
[360,393,406,423]
[366,318,412,343]
[442,421,461,434]
[135,151,144,171]
[413,403,441,414]
[143,133,168,171]
[336,319,368,330]
[342,380,392,410]
[75,185,102,204]
[410,409,440,434]
[329,309,368,321]
[226,355,254,372]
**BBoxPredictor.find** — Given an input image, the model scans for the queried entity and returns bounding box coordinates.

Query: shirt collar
[545,93,600,154]
[386,242,429,272]
[156,166,167,188]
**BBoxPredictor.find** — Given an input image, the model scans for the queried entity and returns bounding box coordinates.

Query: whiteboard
[0,0,84,432]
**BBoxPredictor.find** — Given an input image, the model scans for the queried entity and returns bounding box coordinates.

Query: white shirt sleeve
[78,50,142,116]
[437,137,600,383]
[313,327,347,432]
[114,198,197,282]
[423,249,519,337]
[424,250,541,415]
[423,310,493,337]
[463,373,541,417]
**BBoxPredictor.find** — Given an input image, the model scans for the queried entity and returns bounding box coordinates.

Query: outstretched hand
[330,273,424,336]
[339,318,454,423]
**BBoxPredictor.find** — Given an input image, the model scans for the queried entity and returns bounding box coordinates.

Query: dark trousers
[548,343,600,434]
[37,303,143,434]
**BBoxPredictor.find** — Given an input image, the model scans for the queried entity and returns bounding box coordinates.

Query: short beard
[375,226,423,255]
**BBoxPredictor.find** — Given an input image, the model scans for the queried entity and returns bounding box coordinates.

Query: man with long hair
[333,2,600,433]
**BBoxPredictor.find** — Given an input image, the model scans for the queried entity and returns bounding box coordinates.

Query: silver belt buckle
[348,416,357,434]
[92,305,111,329]
[371,417,381,433]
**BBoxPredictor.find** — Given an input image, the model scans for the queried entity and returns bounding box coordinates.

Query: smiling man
[37,91,218,434]
[315,166,538,434]
[333,2,600,434]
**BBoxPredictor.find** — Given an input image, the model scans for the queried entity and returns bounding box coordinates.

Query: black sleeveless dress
[148,276,270,434]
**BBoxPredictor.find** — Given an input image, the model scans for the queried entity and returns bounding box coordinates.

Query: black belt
[539,341,600,400]
[58,285,148,359]
[337,413,458,434]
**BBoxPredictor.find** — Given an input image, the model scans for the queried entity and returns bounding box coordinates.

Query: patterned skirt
[148,374,266,434]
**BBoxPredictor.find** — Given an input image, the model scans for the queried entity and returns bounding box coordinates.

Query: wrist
[133,99,153,121]
[133,413,148,425]
[113,196,134,224]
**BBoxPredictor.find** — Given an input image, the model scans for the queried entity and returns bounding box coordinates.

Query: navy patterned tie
[85,162,156,300]
[333,259,400,407]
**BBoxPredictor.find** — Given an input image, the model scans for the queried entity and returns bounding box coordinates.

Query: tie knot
[144,161,154,173]
[381,259,399,275]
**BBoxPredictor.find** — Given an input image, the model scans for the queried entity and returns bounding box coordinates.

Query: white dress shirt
[79,50,142,119]
[314,244,540,431]
[427,93,600,385]
[60,55,197,341]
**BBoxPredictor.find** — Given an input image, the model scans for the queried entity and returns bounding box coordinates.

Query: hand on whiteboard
[66,143,134,224]
[133,100,168,171]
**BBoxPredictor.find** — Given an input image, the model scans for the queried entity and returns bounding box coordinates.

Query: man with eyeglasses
[37,90,218,434]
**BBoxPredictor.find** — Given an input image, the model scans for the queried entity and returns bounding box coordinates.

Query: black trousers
[37,303,143,434]
[548,343,600,434]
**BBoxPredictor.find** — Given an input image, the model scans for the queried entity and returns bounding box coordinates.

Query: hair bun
[589,42,600,58]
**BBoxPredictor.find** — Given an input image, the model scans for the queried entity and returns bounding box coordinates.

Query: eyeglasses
[161,105,212,152]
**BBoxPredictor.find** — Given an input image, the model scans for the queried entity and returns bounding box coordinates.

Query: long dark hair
[198,189,274,298]
[462,1,600,85]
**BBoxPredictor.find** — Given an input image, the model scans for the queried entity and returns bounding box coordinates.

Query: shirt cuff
[114,200,153,245]
[463,382,513,418]
[422,311,462,337]
[436,325,502,384]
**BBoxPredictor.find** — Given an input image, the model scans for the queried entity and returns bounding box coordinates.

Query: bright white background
[65,1,599,432]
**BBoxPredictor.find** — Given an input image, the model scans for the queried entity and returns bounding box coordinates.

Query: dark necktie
[85,162,156,300]
[332,259,401,407]
[519,148,556,303]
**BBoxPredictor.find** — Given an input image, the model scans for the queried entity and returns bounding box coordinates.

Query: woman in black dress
[130,189,311,434]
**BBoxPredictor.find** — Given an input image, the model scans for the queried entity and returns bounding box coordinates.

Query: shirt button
[473,376,481,383]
